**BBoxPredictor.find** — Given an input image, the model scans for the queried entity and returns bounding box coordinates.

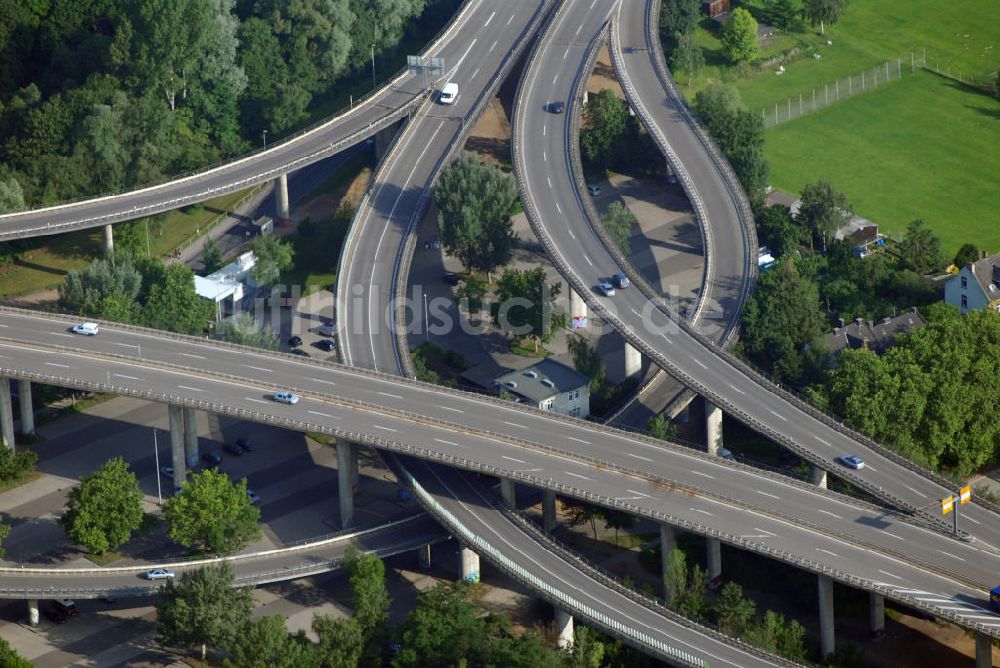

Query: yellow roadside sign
[942,495,955,514]
[959,485,972,505]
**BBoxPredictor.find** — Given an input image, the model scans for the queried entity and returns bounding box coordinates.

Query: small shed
[250,216,273,237]
[702,0,730,18]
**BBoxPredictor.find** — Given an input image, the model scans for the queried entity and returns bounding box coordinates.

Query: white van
[439,82,458,105]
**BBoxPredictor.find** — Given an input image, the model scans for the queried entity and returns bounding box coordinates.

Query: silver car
[272,391,300,405]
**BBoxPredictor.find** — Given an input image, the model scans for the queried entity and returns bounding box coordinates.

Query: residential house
[944,251,1000,313]
[195,251,262,322]
[823,308,926,356]
[494,358,590,418]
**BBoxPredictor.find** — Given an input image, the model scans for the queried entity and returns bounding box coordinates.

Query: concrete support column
[0,380,14,449]
[976,632,992,668]
[869,592,884,637]
[460,546,480,582]
[660,524,678,600]
[182,408,199,468]
[27,599,38,627]
[337,440,356,529]
[17,380,33,436]
[168,405,186,493]
[275,173,290,227]
[623,341,641,379]
[500,479,516,508]
[569,288,588,321]
[811,465,828,489]
[705,400,723,457]
[555,608,574,650]
[817,574,835,660]
[417,543,432,569]
[542,490,557,533]
[349,444,360,489]
[103,224,114,255]
[706,537,722,581]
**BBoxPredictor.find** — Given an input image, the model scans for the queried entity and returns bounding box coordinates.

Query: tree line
[0,0,436,211]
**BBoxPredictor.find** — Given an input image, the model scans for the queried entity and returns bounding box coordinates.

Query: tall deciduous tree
[669,32,705,83]
[568,336,606,392]
[156,563,253,660]
[721,8,760,64]
[580,89,631,168]
[60,255,143,318]
[312,614,363,667]
[0,636,31,668]
[715,582,756,636]
[435,156,519,277]
[0,169,25,213]
[660,0,701,37]
[344,547,391,663]
[493,267,564,352]
[163,469,261,554]
[796,181,852,250]
[219,313,279,350]
[250,234,295,286]
[898,219,945,275]
[60,457,144,555]
[143,262,215,334]
[802,0,850,35]
[225,615,316,668]
[953,243,980,268]
[601,201,636,254]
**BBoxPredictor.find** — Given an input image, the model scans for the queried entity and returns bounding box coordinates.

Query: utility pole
[262,129,267,149]
[371,44,377,90]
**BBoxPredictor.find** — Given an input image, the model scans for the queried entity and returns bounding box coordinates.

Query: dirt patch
[588,46,625,99]
[291,167,372,228]
[341,167,373,209]
[465,99,512,167]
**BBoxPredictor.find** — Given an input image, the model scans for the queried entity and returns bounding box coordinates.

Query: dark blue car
[991,586,1000,613]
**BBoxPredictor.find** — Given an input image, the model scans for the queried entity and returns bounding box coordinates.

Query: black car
[45,609,69,624]
[314,339,336,352]
[443,273,461,286]
[288,335,303,347]
[291,348,310,357]
[548,101,565,114]
[223,441,243,456]
[237,437,256,453]
[201,451,223,466]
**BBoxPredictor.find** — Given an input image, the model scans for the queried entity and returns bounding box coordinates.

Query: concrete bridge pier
[417,543,432,568]
[27,599,38,627]
[705,399,723,457]
[460,546,480,582]
[555,608,574,649]
[542,490,557,533]
[817,574,835,660]
[976,631,992,668]
[337,440,357,529]
[183,408,199,468]
[275,173,290,227]
[18,380,33,437]
[168,405,186,493]
[811,465,828,489]
[706,537,721,581]
[623,341,641,379]
[0,379,15,449]
[869,592,884,637]
[500,479,516,508]
[103,224,114,255]
[569,288,588,323]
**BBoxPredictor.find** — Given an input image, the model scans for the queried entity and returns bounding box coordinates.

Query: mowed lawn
[765,71,999,258]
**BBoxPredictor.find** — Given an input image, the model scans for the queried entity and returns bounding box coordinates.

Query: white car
[273,391,300,405]
[439,82,458,104]
[598,282,616,297]
[146,568,175,581]
[586,184,601,196]
[71,322,99,336]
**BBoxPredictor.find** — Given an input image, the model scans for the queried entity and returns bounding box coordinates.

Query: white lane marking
[627,453,653,462]
[243,365,272,373]
[502,455,526,464]
[625,489,651,498]
[661,333,673,344]
[690,471,715,479]
[490,40,497,52]
[471,67,480,79]
[565,471,592,481]
[864,464,877,472]
[177,385,204,392]
[113,374,143,381]
[575,22,583,35]
[543,151,547,162]
[547,177,553,188]
[964,515,981,525]
[567,228,576,239]
[877,569,903,580]
[814,436,831,446]
[690,508,714,517]
[378,391,402,400]
[435,438,460,447]
[937,550,964,561]
[244,398,268,404]
[816,548,840,558]
[903,484,928,498]
[630,308,640,317]
[484,10,495,26]
[45,362,71,368]
[441,406,463,413]
[178,352,205,359]
[756,490,780,500]
[507,13,514,24]
[555,202,562,213]
[753,528,775,536]
[543,126,546,136]
[502,420,527,429]
[817,509,843,519]
[49,332,73,338]
[308,410,335,418]
[552,74,558,85]
[567,436,590,445]
[563,48,569,60]
[693,359,707,369]
[374,425,397,433]
[584,255,593,266]
[769,409,788,422]
[881,531,904,541]
[729,384,745,395]
[309,378,336,386]
[0,324,6,327]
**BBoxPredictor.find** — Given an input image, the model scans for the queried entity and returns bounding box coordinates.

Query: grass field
[765,71,999,257]
[680,0,999,112]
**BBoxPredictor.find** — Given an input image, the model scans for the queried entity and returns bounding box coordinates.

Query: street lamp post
[371,44,377,89]
[152,428,162,504]
[262,129,267,149]
[423,291,429,342]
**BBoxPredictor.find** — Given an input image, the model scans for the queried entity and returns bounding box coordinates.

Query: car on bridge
[146,568,175,580]
[597,282,615,297]
[71,322,99,336]
[439,82,458,105]
[991,586,1000,612]
[547,101,565,114]
[837,455,865,470]
[613,272,629,289]
[273,391,300,405]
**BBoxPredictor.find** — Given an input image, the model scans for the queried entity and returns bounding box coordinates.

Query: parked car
[291,348,310,357]
[287,335,303,347]
[837,455,865,470]
[71,322,99,336]
[597,282,616,297]
[53,599,78,617]
[201,451,223,466]
[443,273,462,286]
[246,488,261,506]
[237,437,256,453]
[159,466,175,479]
[314,339,336,352]
[45,609,69,624]
[273,391,300,405]
[318,324,336,337]
[586,184,601,196]
[613,272,629,289]
[146,568,175,581]
[547,101,565,114]
[223,441,243,456]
